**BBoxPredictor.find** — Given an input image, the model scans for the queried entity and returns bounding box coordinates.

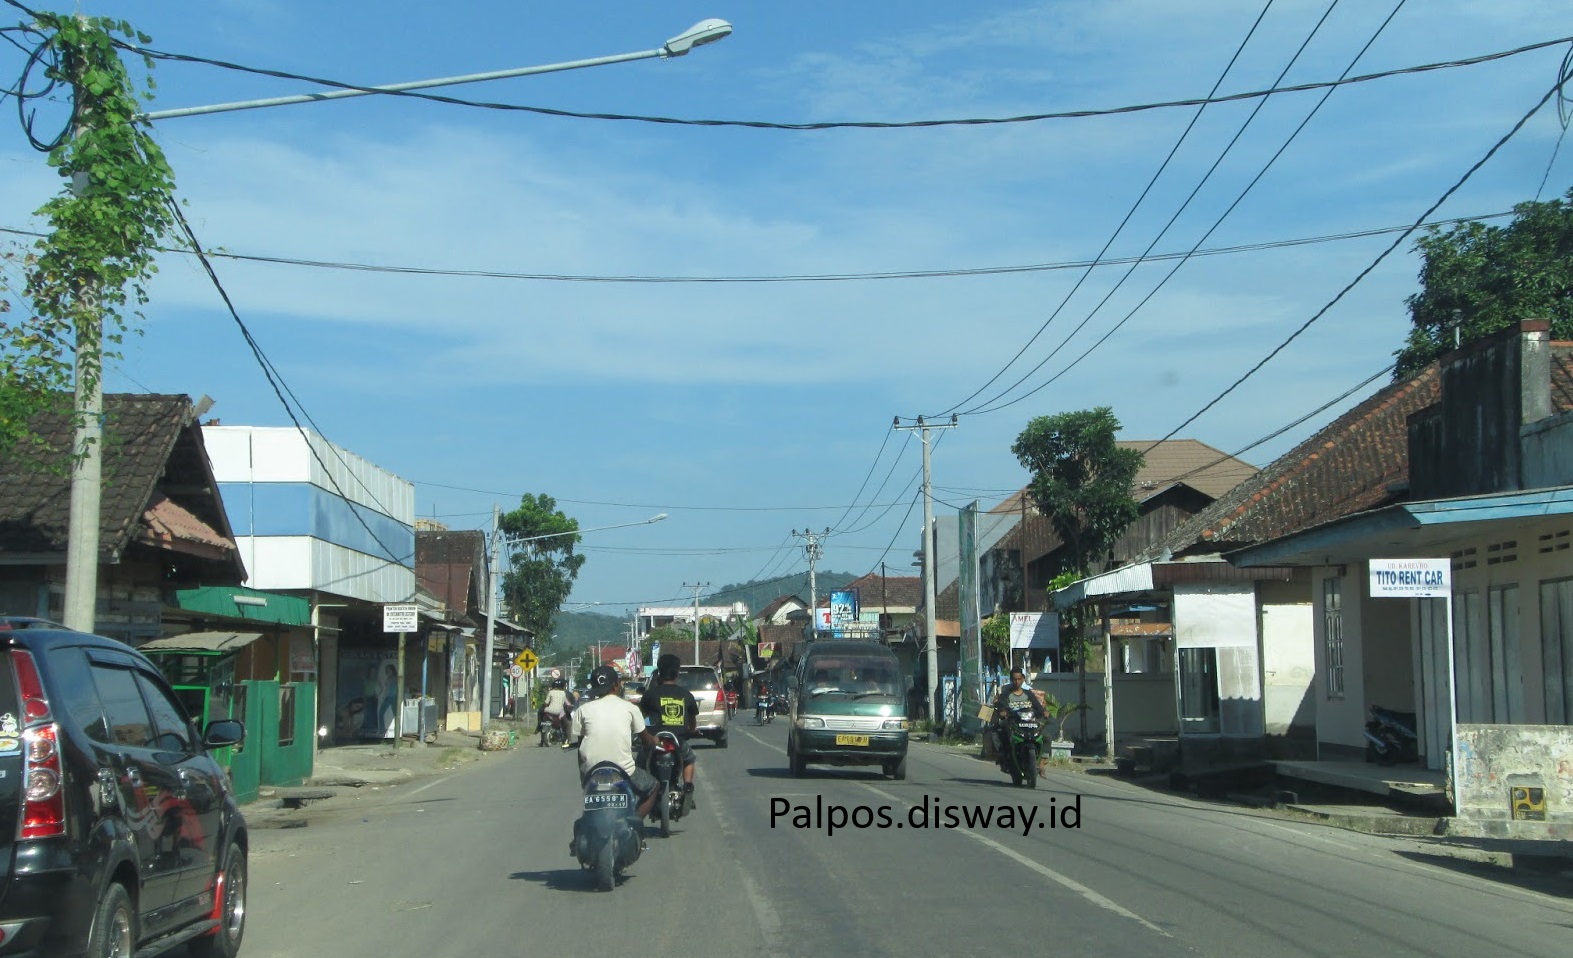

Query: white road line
[861,784,1172,939]
[708,762,786,949]
[402,775,451,800]
[746,731,1165,939]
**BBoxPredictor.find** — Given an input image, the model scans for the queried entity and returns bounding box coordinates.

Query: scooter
[644,730,688,838]
[571,761,645,891]
[756,695,775,725]
[996,706,1043,789]
[1363,705,1418,766]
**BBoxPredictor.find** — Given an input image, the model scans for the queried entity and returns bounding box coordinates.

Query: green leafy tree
[0,13,178,457]
[1012,407,1143,742]
[1396,189,1573,376]
[499,494,585,645]
[981,613,1010,661]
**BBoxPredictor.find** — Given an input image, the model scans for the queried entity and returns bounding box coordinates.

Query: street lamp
[60,20,729,631]
[482,512,667,725]
[138,20,733,121]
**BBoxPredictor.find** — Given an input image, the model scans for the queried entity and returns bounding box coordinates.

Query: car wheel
[890,755,908,781]
[190,841,247,958]
[87,882,135,958]
[789,739,805,778]
[714,733,728,749]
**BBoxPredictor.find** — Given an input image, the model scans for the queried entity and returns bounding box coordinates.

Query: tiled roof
[1152,364,1442,557]
[0,394,208,560]
[991,438,1257,518]
[1552,342,1573,412]
[138,494,233,555]
[758,594,805,619]
[841,572,923,610]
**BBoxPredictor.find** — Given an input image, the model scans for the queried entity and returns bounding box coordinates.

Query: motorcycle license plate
[584,792,629,811]
[835,734,870,746]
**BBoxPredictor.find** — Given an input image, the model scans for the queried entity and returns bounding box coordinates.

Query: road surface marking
[862,783,1171,938]
[708,768,786,949]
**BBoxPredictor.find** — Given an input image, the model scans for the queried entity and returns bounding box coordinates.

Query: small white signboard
[1369,558,1451,598]
[1008,612,1060,650]
[383,603,419,632]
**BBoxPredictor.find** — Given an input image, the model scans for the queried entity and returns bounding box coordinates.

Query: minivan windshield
[802,657,900,698]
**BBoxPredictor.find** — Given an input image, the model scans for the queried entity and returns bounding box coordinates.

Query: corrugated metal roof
[140,631,264,654]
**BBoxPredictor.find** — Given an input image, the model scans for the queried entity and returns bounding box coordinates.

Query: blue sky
[3,1,1569,616]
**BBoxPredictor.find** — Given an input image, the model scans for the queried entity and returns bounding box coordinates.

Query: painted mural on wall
[336,649,400,740]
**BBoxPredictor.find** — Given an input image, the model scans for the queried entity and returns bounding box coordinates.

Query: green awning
[172,586,309,627]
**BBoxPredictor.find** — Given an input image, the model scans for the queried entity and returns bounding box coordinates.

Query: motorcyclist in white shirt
[539,677,577,748]
[570,666,659,819]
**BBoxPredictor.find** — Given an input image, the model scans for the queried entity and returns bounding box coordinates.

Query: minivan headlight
[796,717,824,730]
[883,719,909,730]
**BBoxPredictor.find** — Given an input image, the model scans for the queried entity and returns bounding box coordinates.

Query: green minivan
[787,640,909,779]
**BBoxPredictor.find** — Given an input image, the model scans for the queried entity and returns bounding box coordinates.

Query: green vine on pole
[0,9,179,456]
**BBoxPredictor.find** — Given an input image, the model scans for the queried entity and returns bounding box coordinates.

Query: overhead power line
[1148,65,1570,451]
[964,0,1407,418]
[112,33,1573,130]
[938,0,1287,415]
[0,211,1516,287]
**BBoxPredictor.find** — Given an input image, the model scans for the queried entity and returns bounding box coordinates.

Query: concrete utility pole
[481,504,500,726]
[893,415,958,728]
[61,126,102,632]
[684,581,710,665]
[792,529,829,640]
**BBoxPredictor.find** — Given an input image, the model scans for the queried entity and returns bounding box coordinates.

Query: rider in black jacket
[989,668,1046,758]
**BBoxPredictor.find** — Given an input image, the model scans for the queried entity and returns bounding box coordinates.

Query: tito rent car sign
[1369,558,1451,598]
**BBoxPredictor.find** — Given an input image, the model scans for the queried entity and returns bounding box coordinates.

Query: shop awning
[170,586,309,626]
[139,631,265,654]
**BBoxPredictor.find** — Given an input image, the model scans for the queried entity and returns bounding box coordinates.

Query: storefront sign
[1369,558,1451,598]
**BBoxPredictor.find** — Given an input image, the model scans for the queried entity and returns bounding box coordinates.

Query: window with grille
[1323,576,1345,700]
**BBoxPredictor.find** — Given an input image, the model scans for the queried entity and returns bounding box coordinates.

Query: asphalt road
[235,719,1571,958]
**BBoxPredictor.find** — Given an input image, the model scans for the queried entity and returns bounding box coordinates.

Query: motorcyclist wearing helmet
[540,676,577,748]
[638,654,699,801]
[570,666,659,819]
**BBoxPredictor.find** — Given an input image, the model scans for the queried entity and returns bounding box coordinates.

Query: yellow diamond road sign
[514,650,539,671]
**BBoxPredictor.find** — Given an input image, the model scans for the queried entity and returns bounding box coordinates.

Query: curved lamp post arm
[139,19,731,122]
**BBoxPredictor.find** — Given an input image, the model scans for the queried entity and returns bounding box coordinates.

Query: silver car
[676,665,728,747]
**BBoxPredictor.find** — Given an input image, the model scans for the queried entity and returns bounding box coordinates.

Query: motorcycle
[571,761,646,891]
[539,708,570,747]
[996,706,1043,789]
[1363,705,1418,766]
[644,730,689,838]
[756,694,775,725]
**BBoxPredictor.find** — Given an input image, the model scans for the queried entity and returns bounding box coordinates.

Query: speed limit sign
[509,664,523,678]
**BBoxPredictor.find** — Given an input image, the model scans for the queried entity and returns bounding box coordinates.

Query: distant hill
[706,571,859,616]
[549,571,858,655]
[551,611,629,651]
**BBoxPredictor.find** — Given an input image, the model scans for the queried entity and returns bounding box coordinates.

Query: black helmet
[551,677,566,689]
[589,665,620,695]
[656,653,681,678]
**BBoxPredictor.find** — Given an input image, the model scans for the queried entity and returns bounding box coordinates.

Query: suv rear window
[676,668,719,692]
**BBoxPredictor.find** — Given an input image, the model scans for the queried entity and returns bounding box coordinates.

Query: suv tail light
[11,649,64,839]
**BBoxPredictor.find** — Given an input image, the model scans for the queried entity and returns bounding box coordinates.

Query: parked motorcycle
[996,706,1043,788]
[1363,705,1418,766]
[571,761,646,891]
[644,730,689,838]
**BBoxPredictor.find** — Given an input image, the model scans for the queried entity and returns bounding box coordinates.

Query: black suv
[0,618,248,957]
